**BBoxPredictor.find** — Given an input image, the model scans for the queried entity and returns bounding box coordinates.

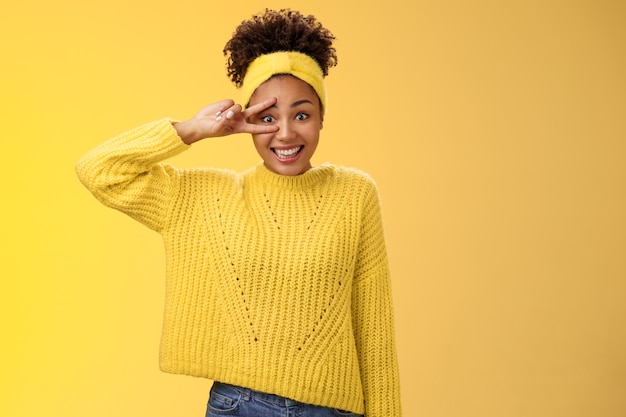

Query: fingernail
[226,110,234,120]
[215,111,222,116]
[216,116,223,121]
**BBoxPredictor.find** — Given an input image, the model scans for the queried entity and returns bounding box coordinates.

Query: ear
[320,114,324,130]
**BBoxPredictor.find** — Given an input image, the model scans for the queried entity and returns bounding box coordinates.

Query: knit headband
[240,51,327,112]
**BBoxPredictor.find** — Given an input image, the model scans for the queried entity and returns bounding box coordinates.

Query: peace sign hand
[175,98,278,145]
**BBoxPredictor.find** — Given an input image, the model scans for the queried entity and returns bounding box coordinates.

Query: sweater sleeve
[75,118,189,232]
[352,178,402,417]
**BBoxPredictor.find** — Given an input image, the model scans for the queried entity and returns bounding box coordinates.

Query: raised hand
[175,98,279,145]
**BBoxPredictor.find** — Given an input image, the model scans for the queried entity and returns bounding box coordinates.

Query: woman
[76,8,401,417]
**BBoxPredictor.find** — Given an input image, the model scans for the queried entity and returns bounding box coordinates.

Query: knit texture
[76,119,401,417]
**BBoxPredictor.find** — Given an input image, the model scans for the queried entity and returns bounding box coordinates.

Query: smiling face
[247,75,324,176]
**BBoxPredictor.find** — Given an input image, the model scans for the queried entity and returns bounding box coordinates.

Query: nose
[275,119,296,142]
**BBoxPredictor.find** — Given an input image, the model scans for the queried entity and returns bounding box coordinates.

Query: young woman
[77,8,401,417]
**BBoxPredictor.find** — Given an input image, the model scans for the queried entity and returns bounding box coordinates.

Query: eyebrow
[291,99,313,108]
[269,99,314,109]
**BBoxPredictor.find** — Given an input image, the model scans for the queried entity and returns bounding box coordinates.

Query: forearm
[352,269,402,417]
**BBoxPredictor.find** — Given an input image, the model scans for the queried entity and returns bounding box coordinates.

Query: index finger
[242,97,277,118]
[241,123,280,135]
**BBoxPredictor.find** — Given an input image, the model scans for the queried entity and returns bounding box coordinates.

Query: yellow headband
[240,51,327,112]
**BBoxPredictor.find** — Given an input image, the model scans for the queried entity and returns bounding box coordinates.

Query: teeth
[274,146,302,158]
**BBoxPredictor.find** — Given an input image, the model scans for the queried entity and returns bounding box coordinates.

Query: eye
[295,112,309,121]
[260,115,275,123]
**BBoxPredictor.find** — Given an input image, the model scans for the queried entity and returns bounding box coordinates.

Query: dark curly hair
[223,8,338,87]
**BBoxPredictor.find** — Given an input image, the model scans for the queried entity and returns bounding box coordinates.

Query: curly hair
[223,8,338,87]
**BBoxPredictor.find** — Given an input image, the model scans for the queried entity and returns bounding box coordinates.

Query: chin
[267,162,310,176]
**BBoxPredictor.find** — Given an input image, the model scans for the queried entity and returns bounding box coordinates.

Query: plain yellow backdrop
[2,0,625,416]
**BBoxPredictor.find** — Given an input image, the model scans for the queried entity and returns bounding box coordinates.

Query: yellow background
[2,0,625,416]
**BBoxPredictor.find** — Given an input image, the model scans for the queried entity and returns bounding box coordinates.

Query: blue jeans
[205,382,362,417]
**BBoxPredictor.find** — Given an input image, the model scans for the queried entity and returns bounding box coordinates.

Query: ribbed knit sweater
[76,119,401,416]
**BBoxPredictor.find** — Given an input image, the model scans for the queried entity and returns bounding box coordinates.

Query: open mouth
[272,146,303,161]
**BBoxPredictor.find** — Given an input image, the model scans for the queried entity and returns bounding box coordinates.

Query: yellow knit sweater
[76,119,401,416]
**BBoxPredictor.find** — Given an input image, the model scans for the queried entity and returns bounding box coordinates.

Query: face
[247,75,324,176]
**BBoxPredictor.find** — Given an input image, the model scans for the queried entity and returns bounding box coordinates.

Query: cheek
[251,134,271,151]
[306,126,322,142]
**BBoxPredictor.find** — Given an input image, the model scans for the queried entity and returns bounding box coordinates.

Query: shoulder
[320,165,382,210]
[325,164,379,192]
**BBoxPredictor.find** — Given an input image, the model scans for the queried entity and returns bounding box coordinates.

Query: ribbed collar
[249,162,334,190]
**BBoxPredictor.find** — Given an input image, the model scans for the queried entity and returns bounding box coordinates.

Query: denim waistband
[213,382,302,407]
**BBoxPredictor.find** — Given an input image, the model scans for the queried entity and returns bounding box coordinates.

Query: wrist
[174,119,201,145]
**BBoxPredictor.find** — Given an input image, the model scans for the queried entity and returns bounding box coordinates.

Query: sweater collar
[250,162,333,190]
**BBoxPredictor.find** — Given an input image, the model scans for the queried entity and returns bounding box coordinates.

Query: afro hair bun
[223,8,338,87]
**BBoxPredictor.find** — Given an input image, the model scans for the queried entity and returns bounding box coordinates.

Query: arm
[352,180,402,417]
[75,119,188,231]
[75,98,279,230]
